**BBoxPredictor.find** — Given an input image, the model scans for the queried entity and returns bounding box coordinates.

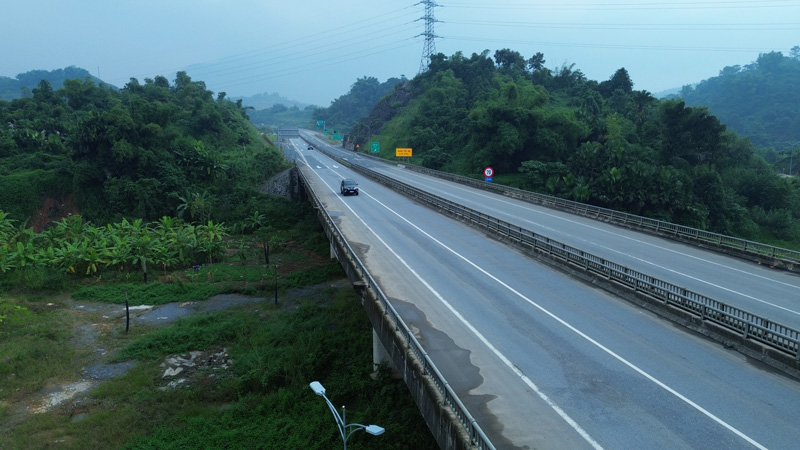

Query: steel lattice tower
[417,0,440,73]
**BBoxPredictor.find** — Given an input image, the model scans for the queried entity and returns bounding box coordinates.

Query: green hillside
[356,49,800,246]
[0,72,286,226]
[0,66,108,101]
[679,49,800,155]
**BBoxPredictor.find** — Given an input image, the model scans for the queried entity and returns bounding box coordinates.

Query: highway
[320,140,800,332]
[288,137,800,449]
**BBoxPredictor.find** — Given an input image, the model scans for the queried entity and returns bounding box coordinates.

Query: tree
[494,48,526,75]
[176,189,218,223]
[680,51,800,152]
[627,90,657,132]
[196,220,228,264]
[527,52,546,72]
[658,100,726,167]
[599,68,633,98]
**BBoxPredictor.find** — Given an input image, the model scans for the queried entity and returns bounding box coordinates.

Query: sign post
[484,166,494,182]
[370,142,380,154]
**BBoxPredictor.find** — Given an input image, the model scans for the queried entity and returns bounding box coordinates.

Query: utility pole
[417,0,440,74]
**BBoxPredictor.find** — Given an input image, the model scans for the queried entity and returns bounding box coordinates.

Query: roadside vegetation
[350,48,800,249]
[6,44,799,448]
[0,71,437,448]
[0,209,439,450]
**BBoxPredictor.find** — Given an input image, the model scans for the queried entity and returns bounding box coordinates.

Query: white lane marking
[329,196,603,450]
[315,162,766,449]
[592,242,800,316]
[363,192,768,450]
[385,167,800,306]
[314,169,603,449]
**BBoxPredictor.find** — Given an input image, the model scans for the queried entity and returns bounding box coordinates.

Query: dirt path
[6,280,350,428]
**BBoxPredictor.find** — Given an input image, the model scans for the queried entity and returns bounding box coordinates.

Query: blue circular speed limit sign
[484,167,494,178]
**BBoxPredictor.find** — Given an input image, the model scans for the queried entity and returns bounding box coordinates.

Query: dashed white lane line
[316,165,767,449]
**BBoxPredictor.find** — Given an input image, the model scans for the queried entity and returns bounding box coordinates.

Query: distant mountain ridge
[234,92,312,110]
[678,49,800,152]
[0,66,110,101]
[0,66,311,110]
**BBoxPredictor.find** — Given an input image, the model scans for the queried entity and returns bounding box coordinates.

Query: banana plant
[152,216,183,272]
[36,245,62,271]
[52,214,86,242]
[81,237,111,275]
[176,223,199,266]
[151,239,180,275]
[197,220,228,264]
[108,233,133,272]
[0,246,15,273]
[0,211,18,247]
[8,241,39,269]
[122,218,154,282]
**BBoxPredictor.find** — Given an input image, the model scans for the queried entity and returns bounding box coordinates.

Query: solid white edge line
[311,150,768,450]
[318,168,604,449]
[365,187,769,450]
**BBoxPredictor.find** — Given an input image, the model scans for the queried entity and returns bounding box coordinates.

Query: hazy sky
[2,0,798,106]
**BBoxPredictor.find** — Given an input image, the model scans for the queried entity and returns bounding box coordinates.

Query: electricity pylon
[417,0,440,73]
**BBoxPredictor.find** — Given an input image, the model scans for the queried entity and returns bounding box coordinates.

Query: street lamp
[309,381,385,450]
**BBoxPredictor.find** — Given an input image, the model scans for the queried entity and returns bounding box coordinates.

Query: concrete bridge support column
[373,329,393,373]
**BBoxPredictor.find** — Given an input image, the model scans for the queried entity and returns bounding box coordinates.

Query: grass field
[0,233,439,449]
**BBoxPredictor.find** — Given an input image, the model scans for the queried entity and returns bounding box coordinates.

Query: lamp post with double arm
[309,381,384,449]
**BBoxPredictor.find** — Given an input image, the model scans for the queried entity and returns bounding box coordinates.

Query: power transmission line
[416,0,441,73]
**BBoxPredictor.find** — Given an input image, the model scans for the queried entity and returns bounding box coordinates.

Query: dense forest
[311,76,405,131]
[0,66,107,101]
[0,72,288,226]
[248,102,316,129]
[679,48,800,159]
[361,48,800,246]
[0,72,437,450]
[244,76,403,133]
[3,48,800,250]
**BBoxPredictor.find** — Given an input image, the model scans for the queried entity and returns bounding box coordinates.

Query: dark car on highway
[340,179,359,196]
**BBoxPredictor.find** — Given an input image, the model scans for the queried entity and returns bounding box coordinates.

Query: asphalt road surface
[291,136,800,449]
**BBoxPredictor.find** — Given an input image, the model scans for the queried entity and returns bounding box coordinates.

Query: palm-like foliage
[0,210,229,281]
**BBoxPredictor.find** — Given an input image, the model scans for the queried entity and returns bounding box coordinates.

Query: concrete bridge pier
[373,329,394,374]
[330,238,396,375]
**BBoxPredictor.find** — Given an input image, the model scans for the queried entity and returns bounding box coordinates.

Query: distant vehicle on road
[307,145,313,150]
[340,179,359,196]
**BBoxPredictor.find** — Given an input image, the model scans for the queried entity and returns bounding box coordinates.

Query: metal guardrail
[360,166,800,361]
[300,133,799,446]
[400,164,800,270]
[300,130,800,268]
[297,167,496,450]
[347,163,800,364]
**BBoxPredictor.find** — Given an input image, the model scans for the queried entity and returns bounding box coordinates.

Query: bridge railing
[398,163,800,271]
[318,137,800,269]
[349,163,800,370]
[297,167,496,450]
